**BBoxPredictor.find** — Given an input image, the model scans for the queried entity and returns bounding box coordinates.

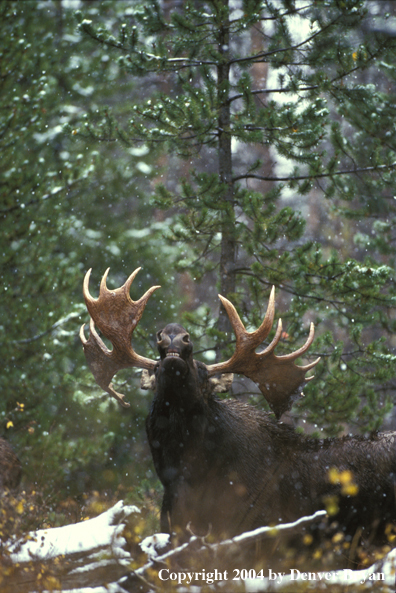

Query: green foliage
[0,0,183,504]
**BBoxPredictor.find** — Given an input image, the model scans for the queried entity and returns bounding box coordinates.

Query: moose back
[80,268,396,545]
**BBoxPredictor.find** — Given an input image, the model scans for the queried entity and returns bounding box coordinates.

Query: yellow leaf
[342,483,359,496]
[332,532,344,544]
[339,470,353,485]
[6,421,14,429]
[328,467,340,484]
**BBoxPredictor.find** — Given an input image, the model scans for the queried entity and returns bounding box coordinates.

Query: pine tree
[0,0,180,500]
[77,0,396,436]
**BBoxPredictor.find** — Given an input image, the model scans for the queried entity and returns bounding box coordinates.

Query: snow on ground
[244,549,396,592]
[5,502,396,593]
[9,500,139,563]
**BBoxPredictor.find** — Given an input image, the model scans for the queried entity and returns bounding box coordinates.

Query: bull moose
[80,268,396,547]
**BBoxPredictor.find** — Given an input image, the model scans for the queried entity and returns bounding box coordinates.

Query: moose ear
[141,369,156,391]
[208,373,234,393]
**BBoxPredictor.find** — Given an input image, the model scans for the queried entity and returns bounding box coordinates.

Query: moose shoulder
[80,268,396,545]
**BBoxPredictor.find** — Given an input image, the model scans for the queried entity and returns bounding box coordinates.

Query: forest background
[1,0,396,532]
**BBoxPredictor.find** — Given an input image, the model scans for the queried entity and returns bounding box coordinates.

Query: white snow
[9,500,139,563]
[140,532,170,558]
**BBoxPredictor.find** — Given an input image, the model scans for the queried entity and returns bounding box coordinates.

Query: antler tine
[218,295,246,339]
[79,323,88,346]
[100,266,151,308]
[259,321,320,371]
[123,266,141,294]
[277,321,321,375]
[125,268,161,326]
[218,286,275,344]
[278,322,315,362]
[299,357,321,373]
[83,267,94,303]
[251,285,276,343]
[81,267,160,407]
[259,317,283,357]
[100,266,111,293]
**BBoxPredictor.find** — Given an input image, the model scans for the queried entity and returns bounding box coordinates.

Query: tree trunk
[216,0,236,343]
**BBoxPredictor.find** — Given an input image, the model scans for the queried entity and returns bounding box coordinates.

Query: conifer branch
[236,265,394,308]
[229,14,342,67]
[257,3,315,22]
[0,177,83,215]
[8,311,84,346]
[229,85,318,103]
[233,162,396,184]
[229,26,395,104]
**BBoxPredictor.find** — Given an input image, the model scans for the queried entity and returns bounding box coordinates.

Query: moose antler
[80,268,160,407]
[207,287,320,418]
[80,269,318,416]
